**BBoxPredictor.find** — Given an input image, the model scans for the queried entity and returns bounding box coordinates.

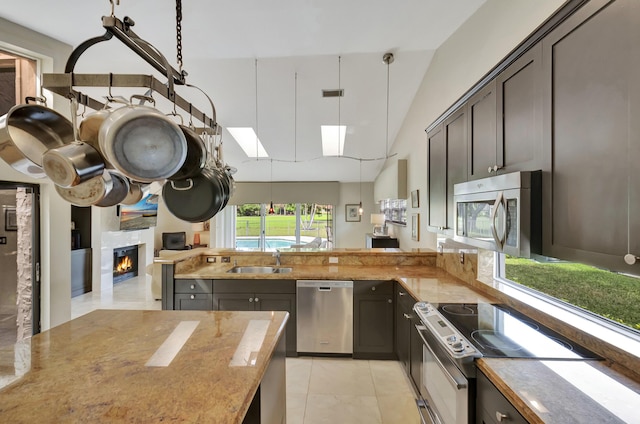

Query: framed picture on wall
[411,213,419,241]
[411,190,419,208]
[345,204,361,222]
[5,207,17,231]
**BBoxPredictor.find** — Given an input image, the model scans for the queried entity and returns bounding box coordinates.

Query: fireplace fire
[113,245,139,284]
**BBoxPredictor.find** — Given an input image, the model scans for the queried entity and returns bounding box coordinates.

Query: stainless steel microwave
[453,171,541,257]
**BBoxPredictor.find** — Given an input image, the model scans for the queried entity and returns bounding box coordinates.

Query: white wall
[0,17,73,330]
[335,182,375,248]
[380,0,567,250]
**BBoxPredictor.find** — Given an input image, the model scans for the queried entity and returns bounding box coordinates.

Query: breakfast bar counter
[0,309,288,424]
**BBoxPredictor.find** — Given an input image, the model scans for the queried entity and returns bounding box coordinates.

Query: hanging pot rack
[41,14,217,134]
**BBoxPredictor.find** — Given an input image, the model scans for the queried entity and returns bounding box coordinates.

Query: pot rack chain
[176,0,183,74]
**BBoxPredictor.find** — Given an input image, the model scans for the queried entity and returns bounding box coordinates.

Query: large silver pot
[98,96,187,183]
[0,97,74,178]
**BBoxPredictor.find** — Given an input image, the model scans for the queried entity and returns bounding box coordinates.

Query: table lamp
[370,214,387,236]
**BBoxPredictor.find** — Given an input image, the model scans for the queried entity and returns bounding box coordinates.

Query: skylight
[321,125,346,156]
[227,127,269,158]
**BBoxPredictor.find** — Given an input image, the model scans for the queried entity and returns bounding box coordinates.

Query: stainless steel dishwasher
[296,280,353,354]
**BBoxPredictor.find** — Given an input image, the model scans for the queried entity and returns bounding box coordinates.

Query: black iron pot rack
[41,14,217,132]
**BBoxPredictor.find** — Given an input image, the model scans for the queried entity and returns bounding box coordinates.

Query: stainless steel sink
[226,266,293,274]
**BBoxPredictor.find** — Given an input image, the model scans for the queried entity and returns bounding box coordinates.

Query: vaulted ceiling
[0,0,485,182]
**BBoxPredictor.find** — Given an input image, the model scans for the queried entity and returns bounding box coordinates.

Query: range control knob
[451,341,464,352]
[447,335,457,343]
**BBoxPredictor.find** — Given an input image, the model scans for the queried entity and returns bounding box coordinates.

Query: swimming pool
[235,237,316,250]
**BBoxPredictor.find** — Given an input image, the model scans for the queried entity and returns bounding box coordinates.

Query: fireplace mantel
[95,229,154,292]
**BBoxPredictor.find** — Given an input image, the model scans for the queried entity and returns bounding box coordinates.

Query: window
[496,253,640,334]
[235,203,333,251]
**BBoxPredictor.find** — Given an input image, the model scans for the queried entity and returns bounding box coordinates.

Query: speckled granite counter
[162,250,640,423]
[477,358,640,424]
[0,310,287,423]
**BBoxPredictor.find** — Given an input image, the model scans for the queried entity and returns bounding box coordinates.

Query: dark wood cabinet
[173,278,214,310]
[427,105,467,234]
[395,283,420,390]
[353,280,394,359]
[71,248,91,297]
[214,279,297,356]
[496,43,543,174]
[541,0,640,271]
[467,80,497,180]
[476,371,527,424]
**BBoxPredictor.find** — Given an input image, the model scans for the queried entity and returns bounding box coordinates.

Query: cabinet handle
[371,286,376,291]
[248,298,253,303]
[496,411,509,422]
[398,291,406,296]
[190,284,195,290]
[388,299,392,303]
[403,313,411,319]
[254,297,259,302]
[488,165,502,173]
[190,294,195,300]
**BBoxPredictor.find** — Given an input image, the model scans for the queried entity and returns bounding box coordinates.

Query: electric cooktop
[434,302,601,360]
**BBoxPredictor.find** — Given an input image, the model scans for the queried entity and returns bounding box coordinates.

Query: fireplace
[113,245,139,284]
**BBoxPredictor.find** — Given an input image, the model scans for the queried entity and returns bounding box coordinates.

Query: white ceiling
[0,0,485,183]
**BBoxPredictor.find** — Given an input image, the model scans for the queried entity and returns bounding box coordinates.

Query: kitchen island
[0,309,288,424]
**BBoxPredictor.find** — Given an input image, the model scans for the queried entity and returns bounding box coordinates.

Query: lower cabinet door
[353,294,394,358]
[256,293,297,356]
[214,293,256,311]
[174,294,213,310]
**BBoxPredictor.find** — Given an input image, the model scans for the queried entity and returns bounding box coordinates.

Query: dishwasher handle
[318,287,332,291]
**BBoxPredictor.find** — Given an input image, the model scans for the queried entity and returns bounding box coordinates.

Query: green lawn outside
[505,257,640,330]
[236,215,331,238]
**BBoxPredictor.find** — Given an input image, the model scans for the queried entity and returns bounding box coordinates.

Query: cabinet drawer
[215,279,295,294]
[174,293,213,310]
[354,280,393,295]
[477,371,527,424]
[175,279,213,294]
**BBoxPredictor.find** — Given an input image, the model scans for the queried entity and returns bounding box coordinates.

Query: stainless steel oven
[453,170,541,258]
[412,301,601,424]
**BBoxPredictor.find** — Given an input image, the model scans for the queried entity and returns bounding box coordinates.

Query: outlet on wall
[329,257,339,264]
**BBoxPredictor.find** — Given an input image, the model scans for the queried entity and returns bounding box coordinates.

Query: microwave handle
[490,191,506,249]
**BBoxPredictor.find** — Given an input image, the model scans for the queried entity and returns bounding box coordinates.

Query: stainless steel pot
[0,97,74,178]
[162,166,226,222]
[55,170,114,206]
[121,181,144,205]
[94,172,130,207]
[42,141,105,187]
[98,96,187,183]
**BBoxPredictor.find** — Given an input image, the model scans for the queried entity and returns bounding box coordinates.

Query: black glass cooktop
[435,303,601,360]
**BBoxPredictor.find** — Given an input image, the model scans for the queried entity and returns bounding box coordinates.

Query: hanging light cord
[385,57,390,157]
[255,58,259,161]
[294,72,298,162]
[338,56,342,156]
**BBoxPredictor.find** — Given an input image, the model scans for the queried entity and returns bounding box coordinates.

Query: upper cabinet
[541,0,640,271]
[467,80,497,180]
[496,44,543,174]
[427,106,467,234]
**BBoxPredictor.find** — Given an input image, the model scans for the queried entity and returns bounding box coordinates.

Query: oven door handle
[415,325,468,390]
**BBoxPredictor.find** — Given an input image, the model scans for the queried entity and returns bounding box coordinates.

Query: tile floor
[71,276,421,424]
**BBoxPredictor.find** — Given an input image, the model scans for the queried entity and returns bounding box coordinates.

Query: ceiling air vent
[322,89,344,98]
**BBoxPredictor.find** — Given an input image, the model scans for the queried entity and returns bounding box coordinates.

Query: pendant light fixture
[358,159,363,216]
[268,158,275,214]
[383,52,394,158]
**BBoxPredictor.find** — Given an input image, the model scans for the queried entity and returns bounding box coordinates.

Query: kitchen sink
[227,266,293,274]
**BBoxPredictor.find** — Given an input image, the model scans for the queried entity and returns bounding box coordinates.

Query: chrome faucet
[273,249,281,266]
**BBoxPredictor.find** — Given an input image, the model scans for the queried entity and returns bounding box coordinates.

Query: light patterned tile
[369,360,414,396]
[308,358,375,396]
[286,392,307,424]
[377,394,421,424]
[304,394,381,424]
[287,357,313,394]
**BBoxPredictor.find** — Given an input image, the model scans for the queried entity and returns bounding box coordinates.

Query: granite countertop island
[0,309,288,423]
